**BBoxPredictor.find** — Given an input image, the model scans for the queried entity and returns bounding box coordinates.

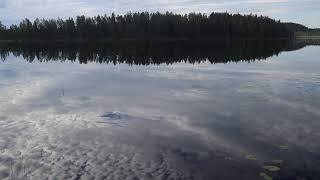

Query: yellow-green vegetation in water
[260,173,273,180]
[262,165,281,172]
[245,154,258,161]
[279,144,289,150]
[272,159,283,164]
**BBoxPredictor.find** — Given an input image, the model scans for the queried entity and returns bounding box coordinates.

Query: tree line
[0,40,297,64]
[0,12,293,41]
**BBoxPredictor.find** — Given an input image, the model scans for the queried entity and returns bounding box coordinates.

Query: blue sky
[0,0,319,28]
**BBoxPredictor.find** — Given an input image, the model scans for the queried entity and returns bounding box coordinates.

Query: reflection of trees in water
[0,40,312,65]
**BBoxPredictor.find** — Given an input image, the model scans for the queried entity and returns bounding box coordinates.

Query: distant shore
[0,37,293,44]
[295,35,320,40]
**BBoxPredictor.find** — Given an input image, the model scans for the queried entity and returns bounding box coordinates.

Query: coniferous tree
[0,12,293,41]
[0,21,5,31]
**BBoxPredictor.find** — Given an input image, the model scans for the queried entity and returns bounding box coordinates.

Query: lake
[0,40,319,180]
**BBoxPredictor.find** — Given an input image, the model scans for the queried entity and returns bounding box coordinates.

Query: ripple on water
[99,111,131,126]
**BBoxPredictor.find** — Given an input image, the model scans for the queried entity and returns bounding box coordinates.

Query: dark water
[0,40,320,180]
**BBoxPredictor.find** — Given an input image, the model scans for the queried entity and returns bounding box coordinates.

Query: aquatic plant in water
[260,172,273,180]
[262,165,281,172]
[245,154,258,161]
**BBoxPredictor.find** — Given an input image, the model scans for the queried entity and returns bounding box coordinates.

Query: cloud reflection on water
[0,46,320,179]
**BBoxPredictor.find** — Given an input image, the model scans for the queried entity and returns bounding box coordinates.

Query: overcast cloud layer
[0,44,320,179]
[0,0,319,28]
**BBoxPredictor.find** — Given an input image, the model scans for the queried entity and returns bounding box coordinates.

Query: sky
[0,0,319,28]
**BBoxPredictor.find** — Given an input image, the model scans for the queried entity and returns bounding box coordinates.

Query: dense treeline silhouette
[0,40,300,65]
[284,23,309,32]
[0,12,292,41]
[284,22,320,37]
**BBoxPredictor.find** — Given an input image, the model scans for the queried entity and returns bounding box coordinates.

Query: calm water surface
[0,43,320,179]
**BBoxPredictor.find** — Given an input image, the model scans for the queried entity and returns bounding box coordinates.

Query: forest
[0,12,293,41]
[0,40,299,64]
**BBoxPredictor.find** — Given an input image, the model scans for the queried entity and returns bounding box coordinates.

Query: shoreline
[0,37,292,44]
[295,36,320,40]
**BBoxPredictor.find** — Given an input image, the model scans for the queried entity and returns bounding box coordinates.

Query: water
[0,41,319,179]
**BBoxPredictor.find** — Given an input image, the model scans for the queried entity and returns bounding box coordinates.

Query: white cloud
[0,0,319,27]
[0,0,98,24]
